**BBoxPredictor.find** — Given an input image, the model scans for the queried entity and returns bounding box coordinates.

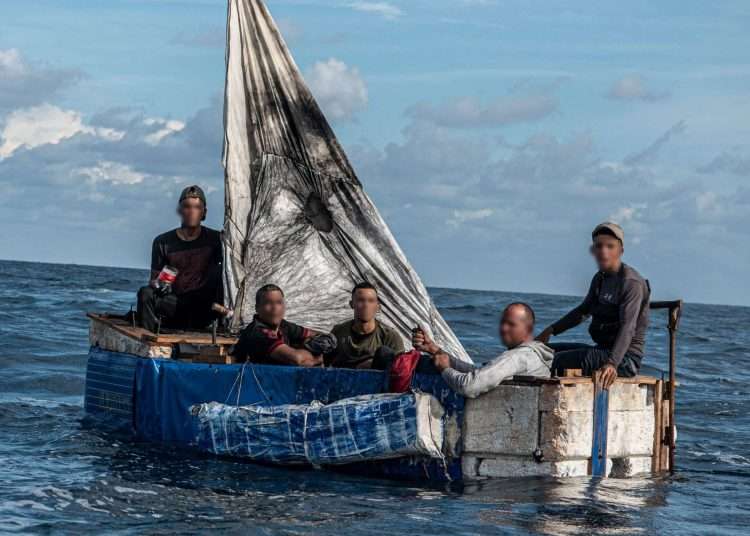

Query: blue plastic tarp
[191,393,444,465]
[86,348,465,481]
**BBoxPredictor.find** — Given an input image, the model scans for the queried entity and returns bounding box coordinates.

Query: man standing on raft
[537,222,650,389]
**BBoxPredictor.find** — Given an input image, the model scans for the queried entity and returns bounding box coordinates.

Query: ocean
[1,259,748,535]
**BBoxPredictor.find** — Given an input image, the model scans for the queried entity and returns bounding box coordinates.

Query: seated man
[536,222,650,389]
[136,185,222,332]
[231,284,325,367]
[328,282,405,369]
[413,303,553,398]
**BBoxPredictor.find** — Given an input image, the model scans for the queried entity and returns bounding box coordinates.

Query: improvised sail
[222,0,471,362]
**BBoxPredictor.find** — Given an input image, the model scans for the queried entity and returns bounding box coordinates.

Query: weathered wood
[176,343,237,364]
[661,398,670,472]
[88,313,237,346]
[89,317,172,358]
[509,375,659,386]
[652,379,664,472]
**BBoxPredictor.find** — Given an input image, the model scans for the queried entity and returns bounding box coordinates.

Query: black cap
[178,185,206,206]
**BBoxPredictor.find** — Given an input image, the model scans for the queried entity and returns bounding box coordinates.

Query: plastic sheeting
[221,0,470,362]
[191,393,445,465]
[84,347,464,481]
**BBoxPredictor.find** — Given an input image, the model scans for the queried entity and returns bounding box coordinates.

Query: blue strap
[591,384,610,477]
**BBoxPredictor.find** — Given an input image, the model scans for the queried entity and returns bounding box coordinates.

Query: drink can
[156,265,179,292]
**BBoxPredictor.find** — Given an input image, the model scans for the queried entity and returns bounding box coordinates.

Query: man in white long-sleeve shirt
[412,303,554,398]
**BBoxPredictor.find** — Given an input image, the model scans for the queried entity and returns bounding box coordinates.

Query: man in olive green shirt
[328,282,405,369]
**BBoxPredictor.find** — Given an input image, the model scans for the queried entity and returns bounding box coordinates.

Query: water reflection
[461,476,668,535]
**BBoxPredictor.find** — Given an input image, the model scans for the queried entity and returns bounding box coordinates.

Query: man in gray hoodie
[412,302,554,398]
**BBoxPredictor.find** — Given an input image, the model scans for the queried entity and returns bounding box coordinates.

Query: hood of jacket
[518,340,555,368]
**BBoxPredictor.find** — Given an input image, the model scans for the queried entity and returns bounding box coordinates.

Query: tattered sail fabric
[222,0,471,362]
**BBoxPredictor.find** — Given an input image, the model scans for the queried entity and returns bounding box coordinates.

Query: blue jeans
[549,342,640,377]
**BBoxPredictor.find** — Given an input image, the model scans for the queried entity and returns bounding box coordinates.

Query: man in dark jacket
[136,185,222,332]
[231,284,325,367]
[537,222,650,389]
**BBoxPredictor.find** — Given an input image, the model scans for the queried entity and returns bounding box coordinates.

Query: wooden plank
[652,379,664,473]
[176,343,239,364]
[509,375,659,386]
[660,398,670,472]
[88,312,237,346]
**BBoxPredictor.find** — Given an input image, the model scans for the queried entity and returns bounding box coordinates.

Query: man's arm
[285,321,319,347]
[438,348,529,399]
[414,327,475,372]
[269,344,322,367]
[607,279,644,368]
[538,276,597,342]
[149,237,164,282]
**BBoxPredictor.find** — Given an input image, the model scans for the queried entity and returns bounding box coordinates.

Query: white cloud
[0,104,123,159]
[448,208,493,227]
[351,112,747,253]
[696,191,719,215]
[76,161,146,186]
[143,117,186,145]
[0,49,26,76]
[0,98,223,231]
[407,93,558,128]
[607,74,670,102]
[609,204,646,223]
[347,2,403,20]
[306,58,368,122]
[0,48,83,112]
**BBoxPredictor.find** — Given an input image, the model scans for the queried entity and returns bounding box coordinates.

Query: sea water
[0,259,748,535]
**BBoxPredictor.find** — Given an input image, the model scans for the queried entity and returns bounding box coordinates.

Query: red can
[155,265,179,293]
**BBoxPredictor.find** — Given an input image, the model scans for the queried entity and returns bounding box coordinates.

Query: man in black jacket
[136,185,222,332]
[537,222,650,389]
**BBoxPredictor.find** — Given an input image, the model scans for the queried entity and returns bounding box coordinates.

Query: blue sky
[2,0,749,305]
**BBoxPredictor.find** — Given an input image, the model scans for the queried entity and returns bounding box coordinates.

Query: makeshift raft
[83,0,681,482]
[84,308,679,481]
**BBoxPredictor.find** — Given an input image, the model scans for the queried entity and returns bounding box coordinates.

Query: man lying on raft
[536,222,650,389]
[412,303,554,398]
[136,185,222,333]
[231,284,334,367]
[327,282,405,369]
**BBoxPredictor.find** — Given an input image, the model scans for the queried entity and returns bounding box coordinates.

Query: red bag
[388,350,421,393]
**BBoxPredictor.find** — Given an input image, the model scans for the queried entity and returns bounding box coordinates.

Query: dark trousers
[136,286,215,333]
[549,342,641,378]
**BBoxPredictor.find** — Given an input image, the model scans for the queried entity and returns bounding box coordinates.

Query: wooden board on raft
[87,312,238,362]
[87,313,237,345]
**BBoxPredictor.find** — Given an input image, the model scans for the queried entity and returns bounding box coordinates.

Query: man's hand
[432,351,451,372]
[596,363,618,390]
[536,326,554,344]
[412,327,440,354]
[271,345,323,367]
[297,353,323,367]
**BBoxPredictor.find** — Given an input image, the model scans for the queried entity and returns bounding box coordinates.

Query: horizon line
[1,256,744,309]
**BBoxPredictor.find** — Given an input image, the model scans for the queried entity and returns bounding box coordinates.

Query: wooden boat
[84,0,681,481]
